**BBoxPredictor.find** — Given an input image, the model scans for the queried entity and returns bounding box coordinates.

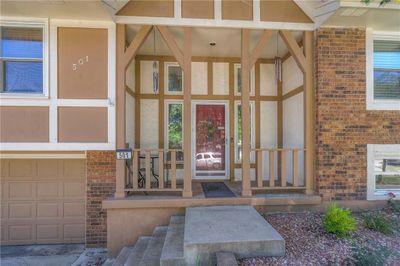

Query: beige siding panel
[58,107,108,143]
[0,106,49,143]
[283,56,303,94]
[182,0,214,19]
[222,0,253,21]
[58,27,108,99]
[140,99,159,149]
[117,0,174,17]
[191,62,208,95]
[212,62,229,95]
[0,159,85,245]
[260,0,313,23]
[260,63,277,96]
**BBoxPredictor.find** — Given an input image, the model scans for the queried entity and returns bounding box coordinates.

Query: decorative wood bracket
[124,25,153,69]
[249,30,273,67]
[156,25,185,68]
[279,30,306,73]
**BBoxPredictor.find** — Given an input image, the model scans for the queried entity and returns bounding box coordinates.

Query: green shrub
[322,202,357,237]
[349,242,394,266]
[363,212,396,235]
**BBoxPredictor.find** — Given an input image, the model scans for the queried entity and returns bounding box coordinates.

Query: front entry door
[193,102,229,179]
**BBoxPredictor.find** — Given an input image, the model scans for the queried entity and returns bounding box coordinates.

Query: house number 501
[72,56,89,71]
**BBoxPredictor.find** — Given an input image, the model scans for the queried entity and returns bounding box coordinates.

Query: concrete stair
[111,205,284,266]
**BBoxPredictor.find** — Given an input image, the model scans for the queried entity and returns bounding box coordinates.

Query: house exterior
[0,0,399,257]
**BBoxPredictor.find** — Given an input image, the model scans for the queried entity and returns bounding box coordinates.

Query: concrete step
[124,236,152,266]
[216,252,238,266]
[103,258,116,266]
[138,226,168,266]
[113,247,133,266]
[184,205,285,265]
[160,216,185,266]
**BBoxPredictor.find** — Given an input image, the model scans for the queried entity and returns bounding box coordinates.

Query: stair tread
[160,216,185,263]
[139,227,168,266]
[113,246,133,266]
[124,236,152,266]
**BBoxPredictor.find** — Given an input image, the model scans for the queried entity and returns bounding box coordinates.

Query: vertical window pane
[168,104,183,149]
[168,65,183,92]
[373,40,400,100]
[236,104,252,162]
[4,61,43,93]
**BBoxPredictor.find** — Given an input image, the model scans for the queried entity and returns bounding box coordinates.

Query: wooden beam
[125,85,135,98]
[115,24,127,198]
[156,26,184,68]
[282,40,303,62]
[282,85,303,100]
[241,29,252,197]
[182,27,192,198]
[124,25,153,69]
[304,31,314,195]
[279,30,306,73]
[249,30,273,67]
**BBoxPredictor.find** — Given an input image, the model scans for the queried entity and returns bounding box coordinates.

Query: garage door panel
[64,223,85,240]
[36,224,61,241]
[37,202,60,218]
[8,224,34,242]
[9,160,35,179]
[8,182,35,200]
[1,159,85,245]
[63,160,86,178]
[37,160,60,179]
[63,181,85,198]
[37,182,60,199]
[64,202,85,217]
[8,203,34,219]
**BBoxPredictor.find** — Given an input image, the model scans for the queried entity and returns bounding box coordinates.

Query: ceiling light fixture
[209,41,216,46]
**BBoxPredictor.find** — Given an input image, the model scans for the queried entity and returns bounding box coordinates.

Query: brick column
[86,151,116,247]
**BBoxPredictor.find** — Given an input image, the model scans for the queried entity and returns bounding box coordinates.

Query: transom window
[0,23,46,95]
[165,63,183,94]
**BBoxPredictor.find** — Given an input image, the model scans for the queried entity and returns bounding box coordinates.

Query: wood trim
[134,60,141,149]
[159,58,165,149]
[304,31,314,195]
[282,85,303,100]
[279,30,306,73]
[241,29,252,197]
[250,30,273,67]
[135,54,274,64]
[126,85,135,98]
[255,62,261,150]
[182,27,192,197]
[229,62,235,181]
[156,26,184,68]
[277,79,283,179]
[124,25,153,69]
[282,40,303,63]
[136,93,279,101]
[207,61,213,96]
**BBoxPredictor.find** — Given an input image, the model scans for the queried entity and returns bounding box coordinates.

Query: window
[0,23,46,95]
[366,30,400,110]
[234,101,255,163]
[166,102,183,160]
[165,63,183,94]
[234,64,255,96]
[367,144,400,200]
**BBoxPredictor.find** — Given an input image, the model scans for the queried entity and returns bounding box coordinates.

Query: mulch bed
[238,208,400,266]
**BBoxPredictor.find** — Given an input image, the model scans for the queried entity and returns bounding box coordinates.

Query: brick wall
[86,151,116,247]
[315,28,400,201]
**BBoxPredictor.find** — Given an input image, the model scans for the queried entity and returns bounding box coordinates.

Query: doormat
[201,182,236,198]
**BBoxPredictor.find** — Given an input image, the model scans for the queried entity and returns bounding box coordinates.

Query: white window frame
[164,100,184,150]
[0,18,49,99]
[366,28,400,111]
[367,144,400,200]
[234,63,255,96]
[165,62,183,95]
[234,100,255,163]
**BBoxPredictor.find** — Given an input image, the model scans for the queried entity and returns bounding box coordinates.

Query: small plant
[323,202,357,237]
[387,192,400,215]
[362,212,396,235]
[348,242,394,266]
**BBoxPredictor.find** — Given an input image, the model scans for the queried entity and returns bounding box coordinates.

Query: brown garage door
[1,159,86,245]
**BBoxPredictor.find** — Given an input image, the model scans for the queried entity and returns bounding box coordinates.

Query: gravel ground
[239,208,400,266]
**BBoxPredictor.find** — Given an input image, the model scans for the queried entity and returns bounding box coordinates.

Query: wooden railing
[125,149,183,192]
[252,148,306,190]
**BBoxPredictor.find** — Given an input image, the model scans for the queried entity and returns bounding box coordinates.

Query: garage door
[1,159,86,245]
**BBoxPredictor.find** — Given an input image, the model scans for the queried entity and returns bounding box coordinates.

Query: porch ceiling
[127,25,303,58]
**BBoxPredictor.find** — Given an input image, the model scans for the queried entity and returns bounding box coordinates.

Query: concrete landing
[184,205,285,265]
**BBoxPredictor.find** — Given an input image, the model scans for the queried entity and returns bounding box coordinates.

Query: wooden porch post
[115,24,152,198]
[241,29,252,197]
[115,24,126,198]
[304,31,314,195]
[183,27,192,197]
